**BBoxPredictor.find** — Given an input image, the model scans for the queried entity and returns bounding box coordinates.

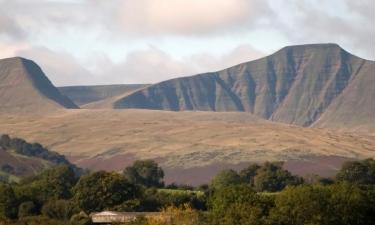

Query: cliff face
[0,57,78,113]
[113,44,374,127]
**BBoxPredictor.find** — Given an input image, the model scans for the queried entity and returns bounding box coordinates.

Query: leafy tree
[253,162,303,192]
[209,185,273,225]
[16,165,78,204]
[239,164,261,185]
[328,183,374,225]
[336,158,375,184]
[210,169,241,189]
[268,185,331,225]
[0,184,18,219]
[124,160,165,188]
[73,171,139,212]
[18,201,37,218]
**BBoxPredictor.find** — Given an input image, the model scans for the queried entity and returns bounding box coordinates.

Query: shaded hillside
[58,84,148,106]
[0,57,78,113]
[0,134,77,182]
[113,44,374,127]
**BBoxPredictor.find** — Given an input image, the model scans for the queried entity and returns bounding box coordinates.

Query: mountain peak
[0,57,78,113]
[112,43,373,129]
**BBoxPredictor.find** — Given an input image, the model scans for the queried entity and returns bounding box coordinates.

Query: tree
[328,183,374,225]
[0,184,18,220]
[209,185,273,225]
[16,165,78,204]
[253,162,303,192]
[210,169,241,189]
[124,160,164,188]
[73,171,139,212]
[336,158,375,184]
[268,185,331,225]
[239,164,261,185]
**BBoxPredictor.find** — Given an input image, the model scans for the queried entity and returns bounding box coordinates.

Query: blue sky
[0,0,374,86]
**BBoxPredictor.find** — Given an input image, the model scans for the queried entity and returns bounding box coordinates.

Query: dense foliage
[124,160,165,188]
[0,158,374,225]
[211,162,303,192]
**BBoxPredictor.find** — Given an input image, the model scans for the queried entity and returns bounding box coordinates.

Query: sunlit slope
[0,57,78,113]
[0,109,373,170]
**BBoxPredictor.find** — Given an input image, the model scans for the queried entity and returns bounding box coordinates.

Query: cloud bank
[0,0,374,86]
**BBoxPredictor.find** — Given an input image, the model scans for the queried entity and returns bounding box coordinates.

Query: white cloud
[116,0,270,36]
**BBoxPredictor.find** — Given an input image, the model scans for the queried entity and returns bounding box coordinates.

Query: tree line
[0,155,374,224]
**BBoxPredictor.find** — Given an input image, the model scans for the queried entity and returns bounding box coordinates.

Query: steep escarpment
[113,44,374,127]
[0,57,78,113]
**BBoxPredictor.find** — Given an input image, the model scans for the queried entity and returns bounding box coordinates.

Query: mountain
[0,57,78,113]
[113,44,375,128]
[58,84,148,106]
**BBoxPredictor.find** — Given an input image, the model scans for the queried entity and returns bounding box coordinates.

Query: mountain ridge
[111,43,374,128]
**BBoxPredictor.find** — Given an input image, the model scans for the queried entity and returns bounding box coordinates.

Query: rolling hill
[0,57,78,113]
[112,44,375,130]
[0,109,374,184]
[0,134,77,182]
[58,84,148,106]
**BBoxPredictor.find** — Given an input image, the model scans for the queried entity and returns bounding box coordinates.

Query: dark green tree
[253,162,303,192]
[73,171,139,212]
[123,160,164,188]
[336,158,375,184]
[16,165,78,204]
[210,169,241,189]
[239,164,261,185]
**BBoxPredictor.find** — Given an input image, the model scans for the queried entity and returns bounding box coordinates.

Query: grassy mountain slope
[112,44,374,130]
[0,109,374,183]
[0,57,78,113]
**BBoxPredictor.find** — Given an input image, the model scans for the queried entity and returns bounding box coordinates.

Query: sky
[0,0,374,86]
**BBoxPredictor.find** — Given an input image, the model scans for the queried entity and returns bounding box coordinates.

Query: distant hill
[0,134,77,182]
[113,44,375,129]
[58,84,148,106]
[0,109,374,184]
[0,57,78,113]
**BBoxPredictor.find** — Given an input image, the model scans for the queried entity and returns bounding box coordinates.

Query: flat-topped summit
[0,57,78,113]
